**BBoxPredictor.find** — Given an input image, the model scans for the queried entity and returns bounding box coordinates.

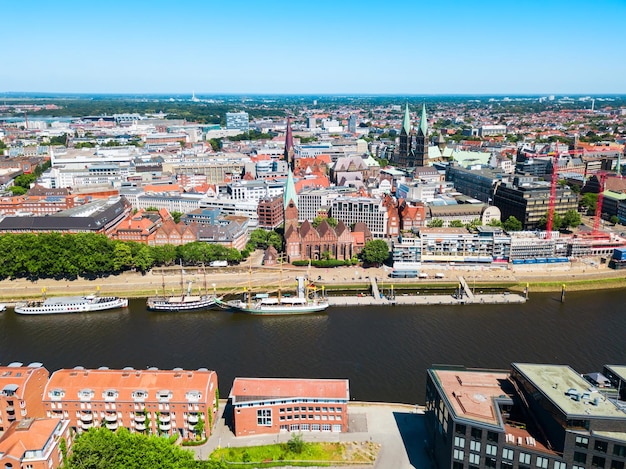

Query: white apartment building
[331,196,388,238]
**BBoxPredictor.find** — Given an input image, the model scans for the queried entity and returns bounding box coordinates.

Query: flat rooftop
[513,363,625,419]
[605,365,626,382]
[229,377,349,405]
[430,368,510,426]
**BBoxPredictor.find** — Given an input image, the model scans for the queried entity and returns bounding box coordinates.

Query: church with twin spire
[397,103,429,168]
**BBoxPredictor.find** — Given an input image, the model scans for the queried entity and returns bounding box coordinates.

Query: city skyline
[2,0,625,95]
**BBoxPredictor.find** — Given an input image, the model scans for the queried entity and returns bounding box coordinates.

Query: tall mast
[180,259,184,297]
[247,257,252,309]
[202,263,207,296]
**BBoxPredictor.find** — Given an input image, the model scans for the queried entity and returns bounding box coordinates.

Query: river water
[1,289,625,404]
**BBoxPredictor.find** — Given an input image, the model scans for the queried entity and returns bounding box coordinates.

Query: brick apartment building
[43,367,218,440]
[0,418,72,469]
[0,363,49,431]
[229,377,349,437]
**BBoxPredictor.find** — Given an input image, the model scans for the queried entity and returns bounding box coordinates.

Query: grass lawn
[210,440,379,467]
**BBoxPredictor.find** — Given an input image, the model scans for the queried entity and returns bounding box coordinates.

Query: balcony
[80,412,93,422]
[159,413,171,423]
[135,423,146,431]
[159,422,171,432]
[105,413,117,422]
[187,414,199,424]
[80,421,93,429]
[134,414,146,422]
[106,422,118,430]
[5,406,14,413]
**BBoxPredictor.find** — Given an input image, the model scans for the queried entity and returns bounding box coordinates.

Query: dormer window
[102,389,118,401]
[132,390,148,401]
[185,391,202,402]
[48,388,64,400]
[157,390,172,402]
[2,384,18,397]
[78,389,94,401]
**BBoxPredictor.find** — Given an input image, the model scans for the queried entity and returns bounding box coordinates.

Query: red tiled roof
[229,378,349,402]
[0,418,61,461]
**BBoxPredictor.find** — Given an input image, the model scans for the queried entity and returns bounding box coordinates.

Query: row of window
[279,414,342,422]
[49,402,202,411]
[279,406,342,413]
[454,448,561,469]
[279,423,341,432]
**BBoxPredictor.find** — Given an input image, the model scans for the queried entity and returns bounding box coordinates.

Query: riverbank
[0,256,623,302]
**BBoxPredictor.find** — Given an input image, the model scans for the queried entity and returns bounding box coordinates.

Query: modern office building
[426,363,626,469]
[43,367,218,440]
[226,112,249,132]
[0,363,49,431]
[493,177,578,230]
[229,378,349,437]
[446,164,504,203]
[331,196,389,238]
[257,196,283,229]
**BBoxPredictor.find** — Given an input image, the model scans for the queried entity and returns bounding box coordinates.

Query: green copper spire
[283,168,298,210]
[401,103,411,135]
[418,103,428,136]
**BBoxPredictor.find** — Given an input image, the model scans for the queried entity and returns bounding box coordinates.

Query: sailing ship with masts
[147,263,216,312]
[216,258,329,315]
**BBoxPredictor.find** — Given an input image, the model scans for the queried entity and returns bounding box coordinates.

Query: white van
[209,260,228,267]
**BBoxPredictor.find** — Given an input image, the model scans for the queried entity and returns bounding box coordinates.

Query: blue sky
[2,0,625,94]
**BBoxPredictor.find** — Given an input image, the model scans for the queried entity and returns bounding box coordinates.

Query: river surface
[1,290,625,404]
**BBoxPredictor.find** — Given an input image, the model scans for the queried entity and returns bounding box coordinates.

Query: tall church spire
[401,103,411,135]
[398,103,413,167]
[418,103,428,136]
[415,104,428,167]
[284,117,295,171]
[283,169,299,230]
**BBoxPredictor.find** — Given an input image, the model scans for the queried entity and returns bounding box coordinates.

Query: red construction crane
[546,152,560,239]
[593,172,608,235]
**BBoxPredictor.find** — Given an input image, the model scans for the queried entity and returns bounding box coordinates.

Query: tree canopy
[0,233,244,280]
[360,239,389,266]
[503,216,523,232]
[66,427,226,469]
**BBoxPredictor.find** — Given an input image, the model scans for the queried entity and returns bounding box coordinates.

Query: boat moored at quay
[14,294,129,315]
[217,276,329,315]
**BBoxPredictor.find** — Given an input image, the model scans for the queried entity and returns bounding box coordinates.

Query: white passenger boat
[14,295,128,315]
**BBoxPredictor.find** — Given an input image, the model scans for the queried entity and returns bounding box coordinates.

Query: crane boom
[546,152,559,238]
[593,173,607,234]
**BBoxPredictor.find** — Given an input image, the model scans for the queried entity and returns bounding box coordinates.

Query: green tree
[248,229,282,251]
[427,218,444,228]
[311,216,337,228]
[503,216,523,232]
[112,243,133,272]
[287,433,307,454]
[610,215,620,225]
[66,427,211,469]
[8,186,27,195]
[562,210,582,229]
[194,413,205,440]
[538,212,563,231]
[449,220,464,228]
[170,211,184,224]
[360,239,389,266]
[487,219,503,227]
[580,192,598,214]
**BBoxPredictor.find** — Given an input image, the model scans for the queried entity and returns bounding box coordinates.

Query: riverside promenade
[193,401,433,469]
[327,276,526,306]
